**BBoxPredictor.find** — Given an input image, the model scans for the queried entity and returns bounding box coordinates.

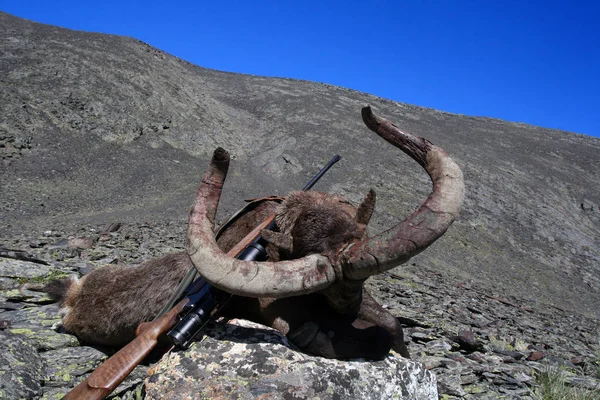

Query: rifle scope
[167,154,341,349]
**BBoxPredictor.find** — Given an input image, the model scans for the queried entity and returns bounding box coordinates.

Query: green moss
[16,269,70,285]
[401,280,420,290]
[513,339,528,352]
[9,328,35,335]
[464,384,487,394]
[2,289,21,297]
[40,391,69,400]
[489,335,514,351]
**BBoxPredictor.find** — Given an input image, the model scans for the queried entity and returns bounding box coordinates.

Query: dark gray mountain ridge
[1,10,599,320]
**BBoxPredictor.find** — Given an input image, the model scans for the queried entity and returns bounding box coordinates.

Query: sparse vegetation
[586,356,600,380]
[16,269,70,285]
[529,366,600,400]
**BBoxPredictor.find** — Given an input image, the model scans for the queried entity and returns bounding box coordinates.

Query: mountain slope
[1,11,599,316]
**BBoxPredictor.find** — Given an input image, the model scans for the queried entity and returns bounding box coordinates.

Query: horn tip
[212,147,230,165]
[361,105,373,118]
[361,105,381,131]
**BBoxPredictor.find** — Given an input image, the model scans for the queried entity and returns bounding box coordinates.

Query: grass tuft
[529,366,600,400]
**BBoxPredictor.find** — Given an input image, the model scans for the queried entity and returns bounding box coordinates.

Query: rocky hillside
[1,11,599,399]
[1,225,599,398]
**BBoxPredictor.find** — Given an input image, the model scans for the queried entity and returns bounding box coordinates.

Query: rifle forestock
[227,214,276,257]
[63,298,188,400]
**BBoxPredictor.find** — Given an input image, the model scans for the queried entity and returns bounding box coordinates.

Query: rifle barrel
[237,153,342,258]
[302,154,341,191]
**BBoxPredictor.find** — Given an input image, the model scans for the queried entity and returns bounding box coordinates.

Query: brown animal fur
[47,192,408,359]
[260,191,373,262]
[51,253,192,347]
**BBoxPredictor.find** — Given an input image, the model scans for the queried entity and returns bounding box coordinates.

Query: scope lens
[168,310,207,348]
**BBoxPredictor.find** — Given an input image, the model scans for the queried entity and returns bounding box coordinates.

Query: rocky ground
[1,222,598,399]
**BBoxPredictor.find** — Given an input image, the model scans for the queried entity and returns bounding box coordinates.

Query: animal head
[261,190,375,261]
[188,106,465,303]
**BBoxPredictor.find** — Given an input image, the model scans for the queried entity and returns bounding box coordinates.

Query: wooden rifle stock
[227,214,275,256]
[63,298,188,400]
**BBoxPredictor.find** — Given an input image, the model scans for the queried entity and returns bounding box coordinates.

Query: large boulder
[145,319,437,399]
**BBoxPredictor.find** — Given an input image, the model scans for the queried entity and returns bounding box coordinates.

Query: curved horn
[340,106,465,280]
[188,148,336,297]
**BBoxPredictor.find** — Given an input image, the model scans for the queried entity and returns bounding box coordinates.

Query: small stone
[466,352,487,363]
[0,259,55,280]
[440,358,462,370]
[67,237,94,249]
[509,371,532,384]
[498,387,530,395]
[570,356,585,366]
[395,315,425,327]
[527,351,544,361]
[446,353,467,363]
[494,349,525,360]
[450,330,485,352]
[436,372,466,397]
[3,287,53,304]
[422,356,445,369]
[0,301,25,310]
[460,372,478,385]
[411,332,436,342]
[566,375,600,391]
[425,339,453,353]
[105,222,122,232]
[28,240,48,248]
[581,199,597,212]
[463,384,489,395]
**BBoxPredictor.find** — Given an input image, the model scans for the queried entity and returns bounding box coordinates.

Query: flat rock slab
[0,258,54,279]
[0,330,44,399]
[145,319,437,400]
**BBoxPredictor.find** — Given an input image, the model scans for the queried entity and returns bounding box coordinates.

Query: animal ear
[261,230,294,253]
[356,189,376,225]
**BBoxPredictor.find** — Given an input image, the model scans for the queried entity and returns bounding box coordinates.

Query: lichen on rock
[0,330,45,399]
[145,319,438,400]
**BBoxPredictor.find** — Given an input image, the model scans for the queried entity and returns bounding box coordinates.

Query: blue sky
[3,1,599,137]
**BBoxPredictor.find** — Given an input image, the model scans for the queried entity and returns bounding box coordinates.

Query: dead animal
[45,106,464,360]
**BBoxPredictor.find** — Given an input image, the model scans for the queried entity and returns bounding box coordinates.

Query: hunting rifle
[63,154,341,400]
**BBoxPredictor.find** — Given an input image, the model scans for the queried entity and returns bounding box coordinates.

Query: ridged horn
[188,148,336,297]
[340,106,465,280]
